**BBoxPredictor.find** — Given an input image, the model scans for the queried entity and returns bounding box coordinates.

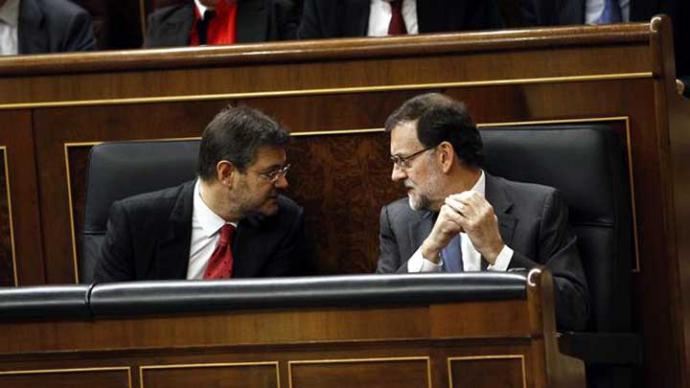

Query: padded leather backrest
[481,125,633,332]
[89,273,527,317]
[81,140,200,283]
[0,285,92,320]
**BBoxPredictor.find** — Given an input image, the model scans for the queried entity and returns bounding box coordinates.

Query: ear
[437,141,456,173]
[216,160,236,188]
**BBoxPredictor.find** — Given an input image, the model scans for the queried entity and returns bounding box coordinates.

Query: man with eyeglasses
[93,105,308,282]
[376,93,589,330]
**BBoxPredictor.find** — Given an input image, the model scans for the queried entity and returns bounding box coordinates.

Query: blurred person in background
[0,0,96,55]
[145,0,300,48]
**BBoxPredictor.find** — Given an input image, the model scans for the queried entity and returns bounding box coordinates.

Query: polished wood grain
[0,23,654,77]
[289,358,429,388]
[0,110,42,286]
[141,363,277,388]
[0,368,130,388]
[0,148,11,287]
[449,356,525,388]
[0,301,534,354]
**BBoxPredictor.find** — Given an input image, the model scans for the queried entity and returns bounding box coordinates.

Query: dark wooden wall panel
[0,110,42,286]
[290,358,429,388]
[0,368,130,388]
[0,148,11,286]
[141,363,277,388]
[288,133,400,273]
[449,356,525,388]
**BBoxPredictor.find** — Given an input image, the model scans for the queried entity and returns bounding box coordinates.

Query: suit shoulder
[496,176,557,197]
[382,197,426,223]
[491,175,562,213]
[114,182,189,214]
[148,3,193,23]
[384,197,412,212]
[277,195,303,217]
[34,0,89,18]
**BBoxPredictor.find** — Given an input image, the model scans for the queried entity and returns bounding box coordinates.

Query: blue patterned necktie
[441,234,463,272]
[598,0,622,24]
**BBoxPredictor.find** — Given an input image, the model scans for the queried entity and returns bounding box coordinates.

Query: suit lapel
[154,181,195,279]
[232,212,265,277]
[409,210,435,254]
[17,0,48,54]
[157,4,195,47]
[485,174,517,246]
[343,0,370,36]
[415,0,434,32]
[236,0,268,43]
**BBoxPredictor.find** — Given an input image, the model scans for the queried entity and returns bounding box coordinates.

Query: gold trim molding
[0,72,654,111]
[287,356,432,388]
[138,0,147,40]
[139,361,279,388]
[0,366,132,388]
[447,354,526,388]
[64,141,101,283]
[0,146,17,286]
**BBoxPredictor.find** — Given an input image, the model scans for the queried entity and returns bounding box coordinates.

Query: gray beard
[408,193,432,212]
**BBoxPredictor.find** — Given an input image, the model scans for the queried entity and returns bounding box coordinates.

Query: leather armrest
[89,273,527,317]
[0,285,92,320]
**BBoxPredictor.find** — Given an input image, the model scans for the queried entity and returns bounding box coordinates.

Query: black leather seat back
[88,273,527,317]
[81,140,200,283]
[0,285,92,320]
[480,125,633,333]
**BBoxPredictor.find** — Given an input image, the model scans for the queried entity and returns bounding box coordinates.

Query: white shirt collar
[194,0,212,19]
[470,169,486,196]
[193,179,236,237]
[0,0,20,27]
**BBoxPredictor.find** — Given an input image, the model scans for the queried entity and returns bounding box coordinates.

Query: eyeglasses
[390,146,434,169]
[260,164,291,183]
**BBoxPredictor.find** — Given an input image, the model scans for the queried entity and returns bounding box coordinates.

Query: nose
[275,174,288,189]
[391,163,406,182]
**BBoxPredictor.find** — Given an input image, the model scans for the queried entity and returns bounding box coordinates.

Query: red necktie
[388,0,407,35]
[204,224,235,279]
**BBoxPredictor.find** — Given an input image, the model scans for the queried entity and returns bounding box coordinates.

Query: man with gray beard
[375,93,589,331]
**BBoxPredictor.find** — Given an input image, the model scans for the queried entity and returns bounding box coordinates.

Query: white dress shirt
[194,0,214,18]
[585,0,630,24]
[186,179,237,279]
[0,0,19,56]
[368,0,418,37]
[407,170,514,272]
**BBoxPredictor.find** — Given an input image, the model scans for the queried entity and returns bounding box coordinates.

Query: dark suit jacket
[298,0,503,39]
[376,174,590,330]
[18,0,97,54]
[518,0,584,26]
[93,180,309,282]
[145,0,299,48]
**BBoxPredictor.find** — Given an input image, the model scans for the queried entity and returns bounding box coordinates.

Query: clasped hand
[421,191,504,264]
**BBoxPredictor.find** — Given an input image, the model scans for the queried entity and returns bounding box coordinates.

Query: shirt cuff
[487,245,513,271]
[407,246,443,272]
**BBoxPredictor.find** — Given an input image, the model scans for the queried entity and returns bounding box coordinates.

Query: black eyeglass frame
[390,146,435,169]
